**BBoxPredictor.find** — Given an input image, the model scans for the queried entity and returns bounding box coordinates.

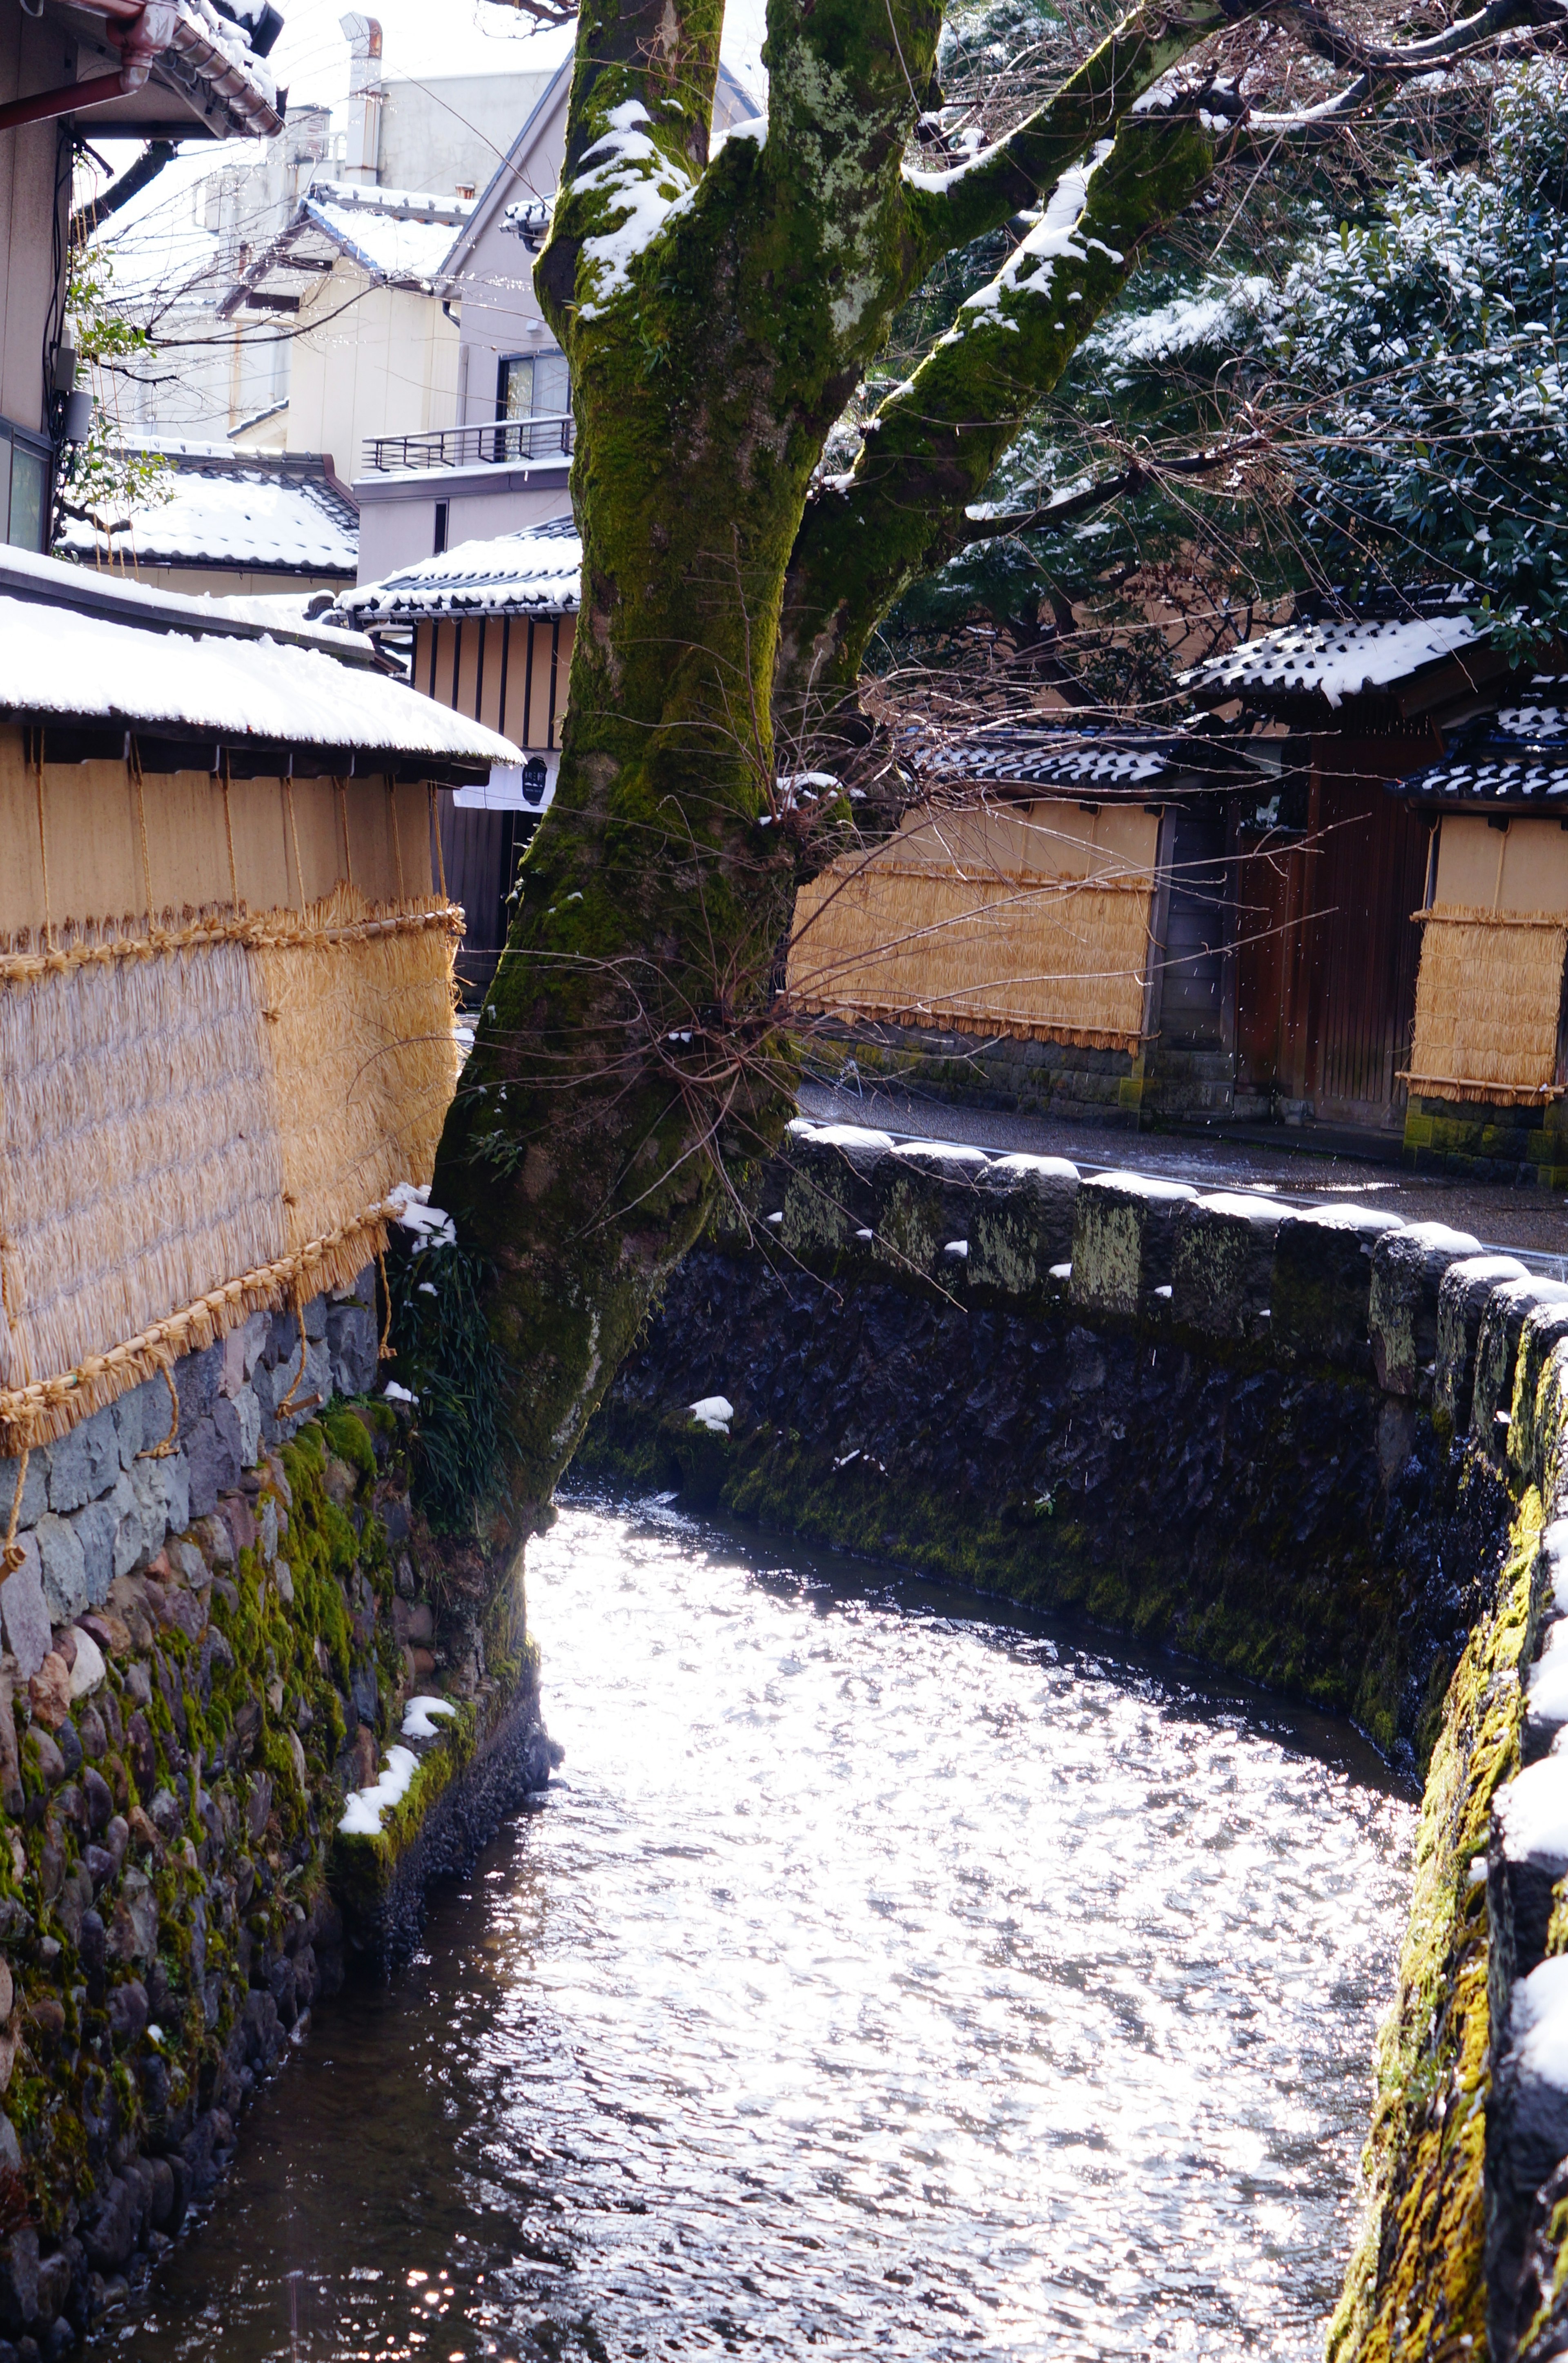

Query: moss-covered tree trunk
[427,0,1255,1554]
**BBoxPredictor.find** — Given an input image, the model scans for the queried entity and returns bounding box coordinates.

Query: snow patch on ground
[401,1695,458,1741]
[338,1744,420,1837]
[688,1396,735,1433]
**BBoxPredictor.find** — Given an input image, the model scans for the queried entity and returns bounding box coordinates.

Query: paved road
[796,1077,1568,1267]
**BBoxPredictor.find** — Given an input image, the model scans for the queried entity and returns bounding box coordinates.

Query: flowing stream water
[116,1494,1414,2362]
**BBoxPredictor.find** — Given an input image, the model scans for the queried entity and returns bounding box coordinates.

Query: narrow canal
[116,1496,1414,2361]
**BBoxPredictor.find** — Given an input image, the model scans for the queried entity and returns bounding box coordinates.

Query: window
[433,499,448,556]
[0,423,50,553]
[495,350,570,459]
[10,443,47,553]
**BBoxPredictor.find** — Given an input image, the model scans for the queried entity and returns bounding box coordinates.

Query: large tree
[423,0,1550,1565]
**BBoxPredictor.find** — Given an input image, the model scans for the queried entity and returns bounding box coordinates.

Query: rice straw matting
[788,861,1154,1051]
[0,887,460,1453]
[1402,902,1568,1103]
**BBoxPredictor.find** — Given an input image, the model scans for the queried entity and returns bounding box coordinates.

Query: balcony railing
[361,415,575,474]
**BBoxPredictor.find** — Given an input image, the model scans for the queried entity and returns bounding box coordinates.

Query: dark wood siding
[437,798,536,999]
[1303,748,1432,1126]
[1160,809,1229,1049]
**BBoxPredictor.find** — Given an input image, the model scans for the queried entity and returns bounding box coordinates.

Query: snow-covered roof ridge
[308,181,475,224]
[344,518,582,623]
[1183,614,1484,709]
[4,545,379,665]
[0,592,520,773]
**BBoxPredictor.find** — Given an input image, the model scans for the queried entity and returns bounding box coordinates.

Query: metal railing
[361,415,575,474]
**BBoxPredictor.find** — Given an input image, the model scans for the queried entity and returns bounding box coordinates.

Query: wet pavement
[796,1078,1568,1266]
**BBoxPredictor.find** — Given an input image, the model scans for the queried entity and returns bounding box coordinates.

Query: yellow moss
[1330,1491,1544,2363]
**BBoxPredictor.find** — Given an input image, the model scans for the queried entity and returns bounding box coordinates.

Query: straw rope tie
[3,1449,29,1577]
[136,1369,181,1460]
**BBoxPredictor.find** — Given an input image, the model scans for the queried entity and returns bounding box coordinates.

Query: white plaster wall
[286,268,457,477]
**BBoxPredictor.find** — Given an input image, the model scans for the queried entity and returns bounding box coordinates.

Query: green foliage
[1263,62,1568,644]
[53,246,168,541]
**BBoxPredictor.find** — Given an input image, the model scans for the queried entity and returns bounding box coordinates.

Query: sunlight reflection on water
[120,1494,1413,2362]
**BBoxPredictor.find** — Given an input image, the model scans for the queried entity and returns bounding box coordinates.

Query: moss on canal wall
[0,1294,551,2351]
[1329,1495,1543,2362]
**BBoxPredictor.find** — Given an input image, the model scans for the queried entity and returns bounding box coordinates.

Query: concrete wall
[0,9,69,444]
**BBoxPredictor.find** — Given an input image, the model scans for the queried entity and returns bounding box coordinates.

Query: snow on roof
[221,181,474,315]
[1497,682,1568,741]
[916,729,1218,792]
[1399,754,1568,806]
[343,516,581,623]
[1183,615,1483,708]
[3,544,376,663]
[0,590,518,769]
[55,450,358,578]
[156,0,283,138]
[303,182,474,285]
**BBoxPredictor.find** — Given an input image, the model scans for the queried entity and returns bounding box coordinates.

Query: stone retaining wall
[0,1267,551,2356]
[578,1118,1568,2363]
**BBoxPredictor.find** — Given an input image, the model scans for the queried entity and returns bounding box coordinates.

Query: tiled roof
[343,517,581,622]
[1182,614,1483,708]
[1399,755,1568,807]
[55,448,357,577]
[915,729,1229,794]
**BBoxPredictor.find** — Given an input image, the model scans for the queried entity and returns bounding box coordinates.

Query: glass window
[498,350,568,421]
[9,442,47,553]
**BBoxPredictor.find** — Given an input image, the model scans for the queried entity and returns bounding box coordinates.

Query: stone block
[327,1301,379,1398]
[872,1140,992,1279]
[69,1501,116,1610]
[1271,1204,1405,1370]
[1515,1314,1568,1496]
[174,1342,222,1435]
[1487,1955,1568,2361]
[1474,1278,1568,1458]
[185,1411,241,1524]
[34,1514,87,1623]
[1069,1171,1198,1320]
[301,1291,328,1343]
[129,1453,189,1566]
[0,1540,50,1681]
[969,1155,1079,1299]
[1170,1192,1286,1342]
[1525,1619,1568,1762]
[45,1409,119,1515]
[219,1312,269,1401]
[778,1124,895,1267]
[114,1376,171,1471]
[1434,1255,1531,1431]
[106,1472,142,1582]
[1368,1222,1482,1397]
[0,1453,45,1534]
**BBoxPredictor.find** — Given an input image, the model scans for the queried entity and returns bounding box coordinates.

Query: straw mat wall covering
[1402,902,1568,1103]
[788,860,1154,1051]
[0,888,460,1453]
